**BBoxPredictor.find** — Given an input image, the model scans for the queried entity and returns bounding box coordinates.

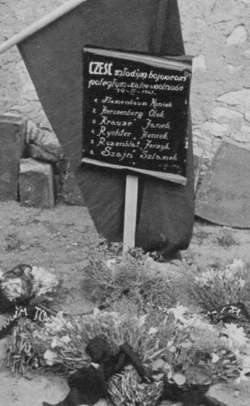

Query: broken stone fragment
[26,119,64,160]
[26,143,62,162]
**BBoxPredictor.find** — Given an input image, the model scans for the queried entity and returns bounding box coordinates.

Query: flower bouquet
[0,264,60,312]
[0,264,60,341]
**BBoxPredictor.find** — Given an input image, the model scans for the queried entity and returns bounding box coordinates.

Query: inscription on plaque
[82,47,192,184]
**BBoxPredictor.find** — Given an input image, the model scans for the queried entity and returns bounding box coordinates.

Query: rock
[226,25,248,46]
[203,122,230,137]
[233,126,250,143]
[211,107,243,121]
[19,158,55,209]
[216,89,250,114]
[0,114,26,201]
[240,125,250,136]
[227,64,242,74]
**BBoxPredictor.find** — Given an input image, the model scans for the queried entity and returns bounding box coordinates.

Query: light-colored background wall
[179,0,250,166]
[0,0,249,167]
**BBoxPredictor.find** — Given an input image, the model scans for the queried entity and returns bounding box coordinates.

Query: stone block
[0,115,26,201]
[26,143,84,206]
[19,158,54,208]
[195,141,250,227]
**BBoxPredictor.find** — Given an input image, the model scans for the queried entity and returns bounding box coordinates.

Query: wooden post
[123,174,139,252]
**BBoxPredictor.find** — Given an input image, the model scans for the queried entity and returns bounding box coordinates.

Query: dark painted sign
[82,47,192,184]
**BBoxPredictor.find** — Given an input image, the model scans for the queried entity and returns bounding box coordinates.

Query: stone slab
[195,141,250,228]
[19,158,54,208]
[0,114,26,201]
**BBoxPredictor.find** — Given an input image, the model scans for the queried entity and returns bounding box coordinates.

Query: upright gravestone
[0,115,26,201]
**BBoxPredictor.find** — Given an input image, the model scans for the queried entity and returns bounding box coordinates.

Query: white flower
[222,324,248,350]
[31,266,58,296]
[173,373,186,386]
[138,314,147,328]
[241,355,250,369]
[195,258,247,288]
[234,349,241,359]
[60,335,71,344]
[149,327,158,335]
[44,349,57,366]
[226,259,246,274]
[106,259,117,270]
[46,312,67,332]
[51,335,71,348]
[93,308,101,317]
[169,305,189,323]
[1,278,24,301]
[211,353,220,363]
[152,359,165,371]
[51,337,61,348]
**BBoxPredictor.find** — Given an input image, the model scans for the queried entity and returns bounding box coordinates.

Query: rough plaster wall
[0,0,68,128]
[0,0,250,165]
[178,0,250,164]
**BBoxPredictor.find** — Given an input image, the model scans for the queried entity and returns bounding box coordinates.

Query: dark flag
[15,0,194,256]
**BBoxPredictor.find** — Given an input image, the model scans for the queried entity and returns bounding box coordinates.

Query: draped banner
[16,0,194,255]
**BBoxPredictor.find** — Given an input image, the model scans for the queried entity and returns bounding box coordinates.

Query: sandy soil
[0,201,250,406]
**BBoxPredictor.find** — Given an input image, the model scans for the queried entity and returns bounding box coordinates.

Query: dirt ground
[0,201,250,406]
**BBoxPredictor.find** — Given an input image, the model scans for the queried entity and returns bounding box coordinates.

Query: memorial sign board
[82,46,192,185]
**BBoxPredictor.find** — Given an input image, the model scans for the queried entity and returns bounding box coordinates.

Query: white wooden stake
[123,174,139,252]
